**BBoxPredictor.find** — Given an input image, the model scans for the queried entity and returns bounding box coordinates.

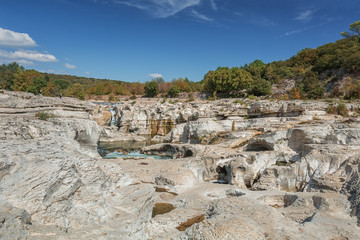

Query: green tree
[65,83,86,100]
[172,77,190,92]
[54,79,71,90]
[27,77,47,95]
[249,79,272,96]
[13,70,42,92]
[203,67,232,93]
[242,60,266,79]
[301,71,324,99]
[343,52,360,73]
[144,81,159,97]
[167,85,180,98]
[203,67,253,96]
[294,48,318,67]
[341,21,360,41]
[0,62,24,90]
[154,77,165,84]
[231,67,254,91]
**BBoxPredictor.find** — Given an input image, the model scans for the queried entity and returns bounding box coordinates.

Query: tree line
[202,21,360,99]
[1,21,359,100]
[0,62,203,100]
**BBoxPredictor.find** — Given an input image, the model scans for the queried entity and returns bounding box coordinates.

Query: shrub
[108,93,115,101]
[144,81,159,97]
[343,78,360,99]
[186,93,195,102]
[35,111,55,121]
[289,87,301,99]
[248,95,258,100]
[337,103,349,116]
[307,85,325,99]
[130,94,137,100]
[249,79,272,96]
[65,83,86,100]
[161,96,167,104]
[326,103,349,117]
[167,86,180,98]
[301,71,324,99]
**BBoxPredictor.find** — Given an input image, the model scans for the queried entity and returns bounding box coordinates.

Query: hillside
[1,21,359,100]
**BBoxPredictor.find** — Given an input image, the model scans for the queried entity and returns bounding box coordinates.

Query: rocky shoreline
[1,90,360,239]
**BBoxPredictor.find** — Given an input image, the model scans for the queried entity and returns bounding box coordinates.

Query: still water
[98,141,170,159]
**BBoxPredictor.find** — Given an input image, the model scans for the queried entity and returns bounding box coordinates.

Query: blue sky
[0,0,359,82]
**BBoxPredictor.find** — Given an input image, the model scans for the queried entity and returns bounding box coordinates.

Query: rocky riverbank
[1,90,360,239]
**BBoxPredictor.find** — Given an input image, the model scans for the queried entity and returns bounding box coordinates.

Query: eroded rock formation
[0,91,153,239]
[2,91,360,239]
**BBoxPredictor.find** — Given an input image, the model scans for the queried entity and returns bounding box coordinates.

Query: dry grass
[152,203,176,218]
[155,187,178,196]
[141,180,154,184]
[176,215,205,231]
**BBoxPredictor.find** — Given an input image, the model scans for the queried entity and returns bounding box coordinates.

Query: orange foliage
[289,87,301,99]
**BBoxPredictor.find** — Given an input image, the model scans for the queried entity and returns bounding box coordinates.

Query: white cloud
[16,59,34,66]
[295,10,316,21]
[209,0,217,11]
[85,72,90,75]
[0,59,34,66]
[115,0,201,18]
[0,49,57,64]
[191,10,213,21]
[0,28,37,47]
[149,73,163,78]
[64,63,76,69]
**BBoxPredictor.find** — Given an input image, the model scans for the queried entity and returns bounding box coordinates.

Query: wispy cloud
[295,9,316,22]
[191,10,213,21]
[64,63,76,69]
[209,0,217,11]
[114,0,149,11]
[114,0,201,18]
[0,49,57,65]
[149,73,163,78]
[248,17,275,27]
[85,72,90,75]
[0,28,37,48]
[232,11,275,27]
[278,22,326,38]
[283,28,306,37]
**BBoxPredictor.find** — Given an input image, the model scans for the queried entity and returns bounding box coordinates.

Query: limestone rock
[0,202,31,240]
[0,92,154,239]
